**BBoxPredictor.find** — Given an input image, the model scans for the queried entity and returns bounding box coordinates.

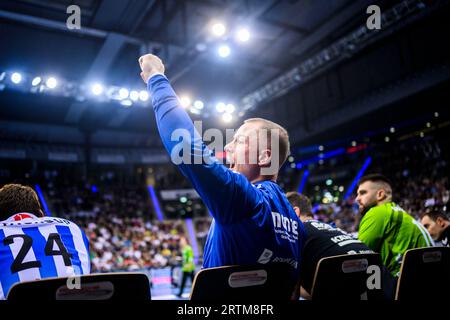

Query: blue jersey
[0,213,90,299]
[147,74,306,284]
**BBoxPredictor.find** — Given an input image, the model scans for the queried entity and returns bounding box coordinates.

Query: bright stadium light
[91,83,103,95]
[32,76,42,86]
[193,100,204,110]
[216,102,226,113]
[46,77,57,89]
[236,28,250,42]
[119,88,129,99]
[190,107,201,115]
[130,90,139,101]
[222,113,232,123]
[180,196,188,203]
[211,22,226,37]
[139,90,149,102]
[121,99,132,107]
[11,72,22,84]
[218,45,231,58]
[180,96,191,108]
[225,103,235,113]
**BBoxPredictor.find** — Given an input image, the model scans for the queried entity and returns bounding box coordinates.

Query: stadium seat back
[311,253,384,300]
[7,272,151,300]
[190,264,295,300]
[396,247,450,300]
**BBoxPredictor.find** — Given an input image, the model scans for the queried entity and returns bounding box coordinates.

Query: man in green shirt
[177,236,196,298]
[356,174,434,277]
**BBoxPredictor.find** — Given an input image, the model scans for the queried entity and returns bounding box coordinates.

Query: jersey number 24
[3,233,73,273]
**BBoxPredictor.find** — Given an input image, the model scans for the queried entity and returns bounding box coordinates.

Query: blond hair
[244,118,290,169]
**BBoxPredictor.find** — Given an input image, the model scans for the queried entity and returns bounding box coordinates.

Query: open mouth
[225,151,235,170]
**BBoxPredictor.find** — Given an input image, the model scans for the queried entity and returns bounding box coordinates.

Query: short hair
[421,211,450,222]
[244,118,290,168]
[286,191,313,216]
[357,174,392,188]
[0,184,43,221]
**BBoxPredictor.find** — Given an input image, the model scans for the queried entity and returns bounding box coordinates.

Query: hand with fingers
[138,54,165,84]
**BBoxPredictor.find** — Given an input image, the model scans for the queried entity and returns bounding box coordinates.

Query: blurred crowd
[76,215,185,272]
[1,128,448,272]
[305,136,449,233]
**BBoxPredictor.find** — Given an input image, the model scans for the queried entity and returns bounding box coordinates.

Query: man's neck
[251,175,277,184]
[443,222,450,232]
[377,198,392,206]
[437,223,450,242]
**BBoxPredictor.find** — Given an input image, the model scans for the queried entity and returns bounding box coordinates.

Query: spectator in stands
[286,191,396,300]
[177,236,195,298]
[0,184,90,299]
[420,211,450,247]
[356,174,434,277]
[139,53,306,300]
[81,216,184,272]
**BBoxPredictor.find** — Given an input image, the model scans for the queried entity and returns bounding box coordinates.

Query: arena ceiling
[0,0,449,149]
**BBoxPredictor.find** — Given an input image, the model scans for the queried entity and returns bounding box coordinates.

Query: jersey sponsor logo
[257,249,273,264]
[272,257,298,269]
[271,212,298,243]
[310,221,346,234]
[0,218,72,228]
[13,214,33,221]
[347,249,374,254]
[310,221,335,231]
[330,234,363,247]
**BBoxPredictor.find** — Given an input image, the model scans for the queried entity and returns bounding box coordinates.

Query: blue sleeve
[147,75,266,224]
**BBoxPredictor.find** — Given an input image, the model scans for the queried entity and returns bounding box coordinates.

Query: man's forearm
[144,66,262,224]
[147,74,198,155]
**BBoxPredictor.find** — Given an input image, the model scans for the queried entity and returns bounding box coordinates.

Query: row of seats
[6,247,449,300]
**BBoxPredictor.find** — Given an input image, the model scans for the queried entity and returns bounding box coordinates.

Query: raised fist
[138,54,165,83]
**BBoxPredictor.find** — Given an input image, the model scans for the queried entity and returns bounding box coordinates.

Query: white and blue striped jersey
[0,213,90,299]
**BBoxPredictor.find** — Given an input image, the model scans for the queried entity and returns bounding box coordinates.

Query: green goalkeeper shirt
[358,202,434,277]
[182,245,195,272]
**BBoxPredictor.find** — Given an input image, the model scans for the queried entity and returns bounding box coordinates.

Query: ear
[436,217,444,227]
[376,189,386,202]
[293,206,301,218]
[258,149,272,166]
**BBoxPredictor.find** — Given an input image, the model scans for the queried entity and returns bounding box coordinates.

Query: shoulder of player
[360,204,391,226]
[303,219,333,231]
[252,180,284,196]
[42,216,82,228]
[366,203,392,217]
